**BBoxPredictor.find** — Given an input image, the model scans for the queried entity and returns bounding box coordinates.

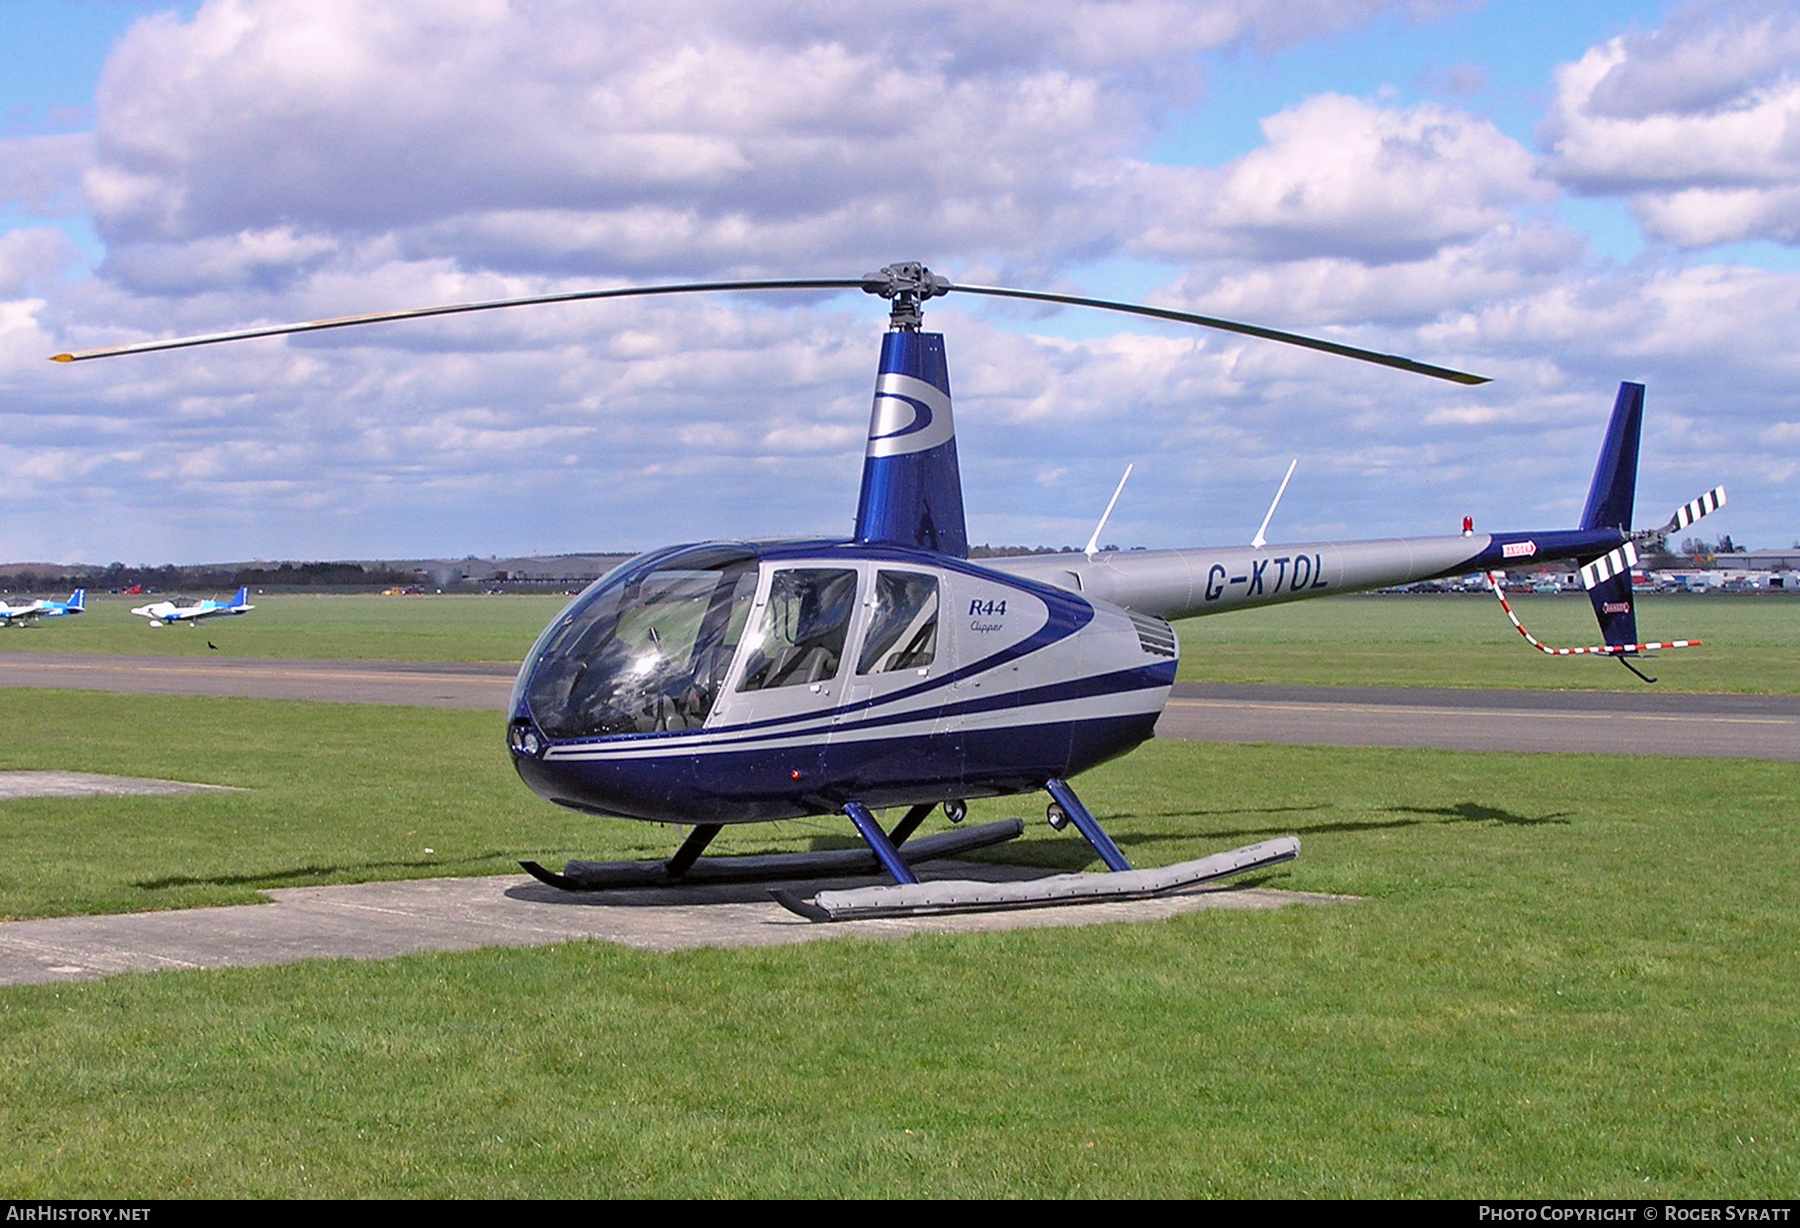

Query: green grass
[0,690,1796,1196]
[5,590,1794,693]
[4,590,1795,693]
[0,690,833,920]
[1175,592,1800,693]
[0,593,570,663]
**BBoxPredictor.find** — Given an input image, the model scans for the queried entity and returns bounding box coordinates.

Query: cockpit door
[827,567,955,794]
[705,567,861,786]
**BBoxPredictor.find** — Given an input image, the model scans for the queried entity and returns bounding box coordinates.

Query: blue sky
[0,0,1794,564]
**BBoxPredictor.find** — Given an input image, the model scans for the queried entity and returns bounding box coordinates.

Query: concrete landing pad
[0,863,1352,986]
[0,770,242,799]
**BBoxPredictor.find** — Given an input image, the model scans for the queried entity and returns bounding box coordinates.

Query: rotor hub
[861,262,951,331]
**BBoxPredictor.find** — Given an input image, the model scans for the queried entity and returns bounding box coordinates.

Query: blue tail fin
[232,586,249,607]
[1580,383,1644,648]
[852,330,968,557]
[1580,382,1643,535]
[67,589,85,612]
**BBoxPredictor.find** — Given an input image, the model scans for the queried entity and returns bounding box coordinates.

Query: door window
[857,571,939,674]
[737,569,859,691]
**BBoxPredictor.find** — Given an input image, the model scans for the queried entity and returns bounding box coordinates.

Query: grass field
[2,589,1796,692]
[0,589,1795,1196]
[0,689,1796,1195]
[1174,591,1799,693]
[0,592,571,663]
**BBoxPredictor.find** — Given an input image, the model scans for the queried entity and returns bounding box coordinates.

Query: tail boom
[993,528,1626,623]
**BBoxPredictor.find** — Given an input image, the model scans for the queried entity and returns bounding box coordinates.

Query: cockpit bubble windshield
[523,545,758,738]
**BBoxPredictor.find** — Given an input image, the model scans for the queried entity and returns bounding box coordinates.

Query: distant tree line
[0,561,421,593]
[1678,534,1746,559]
[967,544,1087,559]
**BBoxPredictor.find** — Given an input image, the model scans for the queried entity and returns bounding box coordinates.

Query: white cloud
[1541,1,1800,247]
[0,231,82,299]
[1,0,1796,562]
[82,0,1424,290]
[1133,94,1547,264]
[1630,186,1800,248]
[0,133,92,216]
[1159,221,1584,326]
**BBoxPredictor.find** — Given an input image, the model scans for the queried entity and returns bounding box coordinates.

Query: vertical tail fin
[68,589,85,612]
[852,330,968,557]
[1580,382,1643,535]
[1579,383,1645,649]
[233,586,249,608]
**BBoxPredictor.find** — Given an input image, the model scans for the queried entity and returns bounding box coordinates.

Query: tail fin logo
[867,374,954,457]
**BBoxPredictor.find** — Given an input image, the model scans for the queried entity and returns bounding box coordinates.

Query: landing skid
[771,836,1300,921]
[773,776,1300,922]
[520,818,1024,891]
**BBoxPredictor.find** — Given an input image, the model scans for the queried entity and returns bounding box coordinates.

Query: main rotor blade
[49,278,873,362]
[50,265,1489,385]
[948,283,1490,385]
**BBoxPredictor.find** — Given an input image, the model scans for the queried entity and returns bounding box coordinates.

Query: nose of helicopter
[506,718,544,759]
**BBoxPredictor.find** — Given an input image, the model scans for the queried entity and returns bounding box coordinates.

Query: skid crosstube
[519,818,1024,891]
[771,836,1300,922]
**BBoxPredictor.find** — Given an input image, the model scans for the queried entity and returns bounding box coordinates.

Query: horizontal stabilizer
[1578,541,1638,590]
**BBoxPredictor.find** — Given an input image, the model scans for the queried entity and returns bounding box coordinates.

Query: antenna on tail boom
[1251,459,1298,550]
[1084,465,1134,559]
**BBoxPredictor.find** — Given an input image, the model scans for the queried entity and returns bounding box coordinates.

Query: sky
[1,0,1796,565]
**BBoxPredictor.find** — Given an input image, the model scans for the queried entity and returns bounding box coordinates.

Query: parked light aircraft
[0,589,85,627]
[130,586,254,627]
[52,264,1724,919]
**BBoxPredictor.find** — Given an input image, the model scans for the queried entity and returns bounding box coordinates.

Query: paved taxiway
[0,652,1793,760]
[0,651,517,708]
[1159,682,1800,761]
[0,868,1350,986]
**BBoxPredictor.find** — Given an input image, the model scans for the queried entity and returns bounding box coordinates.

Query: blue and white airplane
[130,586,254,627]
[51,264,1724,918]
[0,589,85,627]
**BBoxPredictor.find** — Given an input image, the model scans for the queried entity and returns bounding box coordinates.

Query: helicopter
[51,263,1725,920]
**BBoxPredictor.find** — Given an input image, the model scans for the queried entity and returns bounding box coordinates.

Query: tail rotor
[1643,485,1727,545]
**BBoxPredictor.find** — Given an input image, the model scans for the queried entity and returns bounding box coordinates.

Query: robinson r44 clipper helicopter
[53,263,1725,920]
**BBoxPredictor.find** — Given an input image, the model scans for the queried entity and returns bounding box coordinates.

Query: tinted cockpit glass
[523,545,758,738]
[857,571,938,674]
[736,568,859,691]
